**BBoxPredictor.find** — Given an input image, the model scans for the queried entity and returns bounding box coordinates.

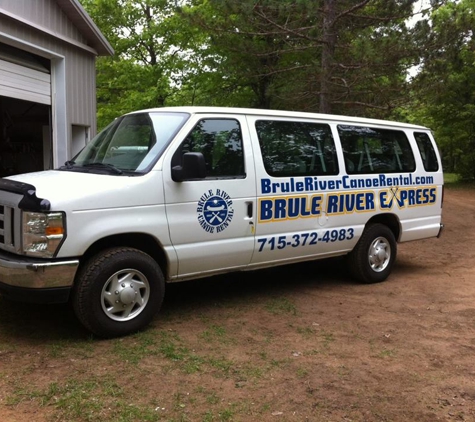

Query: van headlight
[22,212,65,258]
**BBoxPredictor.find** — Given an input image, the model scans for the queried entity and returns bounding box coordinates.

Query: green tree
[82,0,188,128]
[82,0,450,129]
[181,0,425,116]
[407,0,475,178]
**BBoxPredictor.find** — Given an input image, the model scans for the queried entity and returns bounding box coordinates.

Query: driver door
[163,114,257,278]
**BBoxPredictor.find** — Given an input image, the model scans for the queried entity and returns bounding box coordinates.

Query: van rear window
[255,120,338,177]
[414,132,439,172]
[338,125,415,174]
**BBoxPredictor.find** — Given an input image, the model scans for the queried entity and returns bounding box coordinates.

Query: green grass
[444,173,460,184]
[199,324,231,344]
[112,331,159,364]
[6,376,162,422]
[265,297,297,316]
[376,349,396,359]
[320,331,335,348]
[296,326,315,338]
[444,173,475,188]
[47,338,95,359]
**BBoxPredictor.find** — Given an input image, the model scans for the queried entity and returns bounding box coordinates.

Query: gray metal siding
[1,0,87,45]
[0,7,98,130]
[68,48,97,128]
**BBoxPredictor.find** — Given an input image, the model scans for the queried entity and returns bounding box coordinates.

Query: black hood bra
[0,179,51,211]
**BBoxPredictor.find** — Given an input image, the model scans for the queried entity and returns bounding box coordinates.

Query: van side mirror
[172,152,207,182]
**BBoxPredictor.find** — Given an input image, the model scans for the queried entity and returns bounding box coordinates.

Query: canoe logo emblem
[197,189,234,233]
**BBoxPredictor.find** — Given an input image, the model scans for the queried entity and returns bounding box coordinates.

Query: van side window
[255,120,338,177]
[414,132,439,172]
[173,119,245,179]
[338,125,415,174]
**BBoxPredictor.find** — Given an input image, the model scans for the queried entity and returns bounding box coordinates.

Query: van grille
[0,204,12,248]
[0,198,20,253]
[0,205,3,244]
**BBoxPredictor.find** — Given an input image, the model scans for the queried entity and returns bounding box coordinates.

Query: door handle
[247,201,253,218]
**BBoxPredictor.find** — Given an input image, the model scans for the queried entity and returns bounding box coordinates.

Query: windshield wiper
[59,161,126,175]
[82,162,123,175]
[58,160,79,171]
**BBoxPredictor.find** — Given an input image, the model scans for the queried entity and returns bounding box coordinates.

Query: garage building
[0,0,113,177]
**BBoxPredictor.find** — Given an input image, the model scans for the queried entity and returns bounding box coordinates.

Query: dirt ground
[0,187,474,422]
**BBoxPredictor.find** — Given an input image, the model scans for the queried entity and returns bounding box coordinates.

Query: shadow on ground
[0,256,351,342]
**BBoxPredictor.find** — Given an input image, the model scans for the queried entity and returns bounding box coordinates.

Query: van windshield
[60,112,189,175]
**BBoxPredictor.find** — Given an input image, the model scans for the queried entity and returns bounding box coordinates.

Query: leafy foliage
[82,0,433,123]
[81,0,186,128]
[178,0,421,115]
[405,0,475,178]
[81,0,475,179]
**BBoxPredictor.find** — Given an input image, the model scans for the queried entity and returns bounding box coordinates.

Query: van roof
[130,106,429,131]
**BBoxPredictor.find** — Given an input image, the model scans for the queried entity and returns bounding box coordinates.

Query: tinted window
[256,120,338,177]
[173,119,245,179]
[338,125,415,174]
[414,132,439,172]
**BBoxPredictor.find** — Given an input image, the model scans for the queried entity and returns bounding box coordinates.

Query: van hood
[3,170,163,211]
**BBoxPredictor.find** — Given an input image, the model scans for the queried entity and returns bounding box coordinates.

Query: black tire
[72,247,165,338]
[347,223,397,284]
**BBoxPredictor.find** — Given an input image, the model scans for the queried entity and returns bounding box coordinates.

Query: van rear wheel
[348,223,397,284]
[72,247,165,338]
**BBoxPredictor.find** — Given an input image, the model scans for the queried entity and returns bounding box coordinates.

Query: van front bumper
[0,251,79,303]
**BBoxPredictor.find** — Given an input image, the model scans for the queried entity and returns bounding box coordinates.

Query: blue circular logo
[197,190,234,233]
[204,196,229,226]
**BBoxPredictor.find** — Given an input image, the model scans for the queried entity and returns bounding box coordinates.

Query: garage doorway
[0,96,52,177]
[0,43,53,177]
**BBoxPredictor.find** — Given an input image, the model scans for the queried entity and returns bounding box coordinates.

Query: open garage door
[0,44,51,106]
[0,44,52,177]
[0,59,51,105]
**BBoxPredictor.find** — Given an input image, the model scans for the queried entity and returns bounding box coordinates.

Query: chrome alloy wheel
[368,237,391,273]
[101,269,150,322]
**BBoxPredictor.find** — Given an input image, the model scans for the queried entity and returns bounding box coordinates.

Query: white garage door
[0,58,51,105]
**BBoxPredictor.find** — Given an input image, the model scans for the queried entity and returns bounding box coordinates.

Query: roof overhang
[55,0,114,56]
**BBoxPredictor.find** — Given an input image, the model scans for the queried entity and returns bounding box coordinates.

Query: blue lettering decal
[366,192,375,210]
[261,179,271,194]
[343,176,350,189]
[305,177,314,191]
[380,191,391,209]
[300,198,311,216]
[345,194,356,212]
[311,195,323,215]
[275,199,287,219]
[288,197,300,218]
[327,195,339,214]
[260,200,273,221]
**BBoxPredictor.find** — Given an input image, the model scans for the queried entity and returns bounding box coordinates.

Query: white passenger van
[0,107,443,337]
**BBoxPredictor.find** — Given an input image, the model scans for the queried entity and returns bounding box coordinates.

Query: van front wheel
[73,247,165,338]
[348,224,397,284]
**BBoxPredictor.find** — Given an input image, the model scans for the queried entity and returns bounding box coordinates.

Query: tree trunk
[320,0,336,114]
